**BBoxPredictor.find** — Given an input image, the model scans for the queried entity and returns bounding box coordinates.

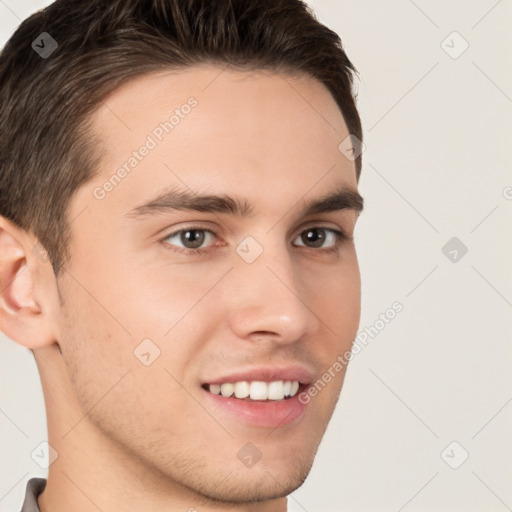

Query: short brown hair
[0,0,363,275]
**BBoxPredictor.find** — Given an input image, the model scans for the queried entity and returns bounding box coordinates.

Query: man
[0,0,364,510]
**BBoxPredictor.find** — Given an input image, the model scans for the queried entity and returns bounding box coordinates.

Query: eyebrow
[125,185,364,220]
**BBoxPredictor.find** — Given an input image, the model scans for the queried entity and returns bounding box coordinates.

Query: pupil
[304,228,324,248]
[182,230,205,249]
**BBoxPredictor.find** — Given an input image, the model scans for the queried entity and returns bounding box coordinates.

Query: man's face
[53,65,361,502]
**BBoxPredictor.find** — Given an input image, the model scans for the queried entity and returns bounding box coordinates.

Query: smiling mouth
[201,380,302,401]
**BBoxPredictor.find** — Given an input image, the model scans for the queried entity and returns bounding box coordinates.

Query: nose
[227,247,321,345]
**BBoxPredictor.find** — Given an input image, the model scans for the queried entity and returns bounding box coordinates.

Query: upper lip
[203,365,315,385]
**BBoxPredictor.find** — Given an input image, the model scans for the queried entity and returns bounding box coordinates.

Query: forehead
[76,65,356,218]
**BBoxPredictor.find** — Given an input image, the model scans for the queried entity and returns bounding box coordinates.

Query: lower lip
[202,387,308,428]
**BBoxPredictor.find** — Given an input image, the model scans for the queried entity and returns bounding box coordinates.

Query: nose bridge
[227,236,321,343]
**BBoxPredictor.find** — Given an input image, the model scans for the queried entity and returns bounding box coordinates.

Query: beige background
[1,1,511,510]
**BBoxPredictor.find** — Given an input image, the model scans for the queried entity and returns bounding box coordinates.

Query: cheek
[56,286,225,467]
[304,250,360,408]
[310,249,361,340]
[56,262,207,405]
[56,272,137,412]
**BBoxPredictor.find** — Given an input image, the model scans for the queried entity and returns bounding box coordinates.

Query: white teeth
[268,380,284,400]
[234,381,250,398]
[250,381,268,400]
[209,384,221,395]
[207,380,300,400]
[220,383,234,397]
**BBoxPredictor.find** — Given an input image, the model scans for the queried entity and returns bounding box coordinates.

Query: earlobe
[0,217,56,349]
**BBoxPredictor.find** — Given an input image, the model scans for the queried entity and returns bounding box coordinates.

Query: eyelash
[161,225,350,256]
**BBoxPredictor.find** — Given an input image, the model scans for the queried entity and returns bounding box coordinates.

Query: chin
[187,462,312,504]
[169,449,316,505]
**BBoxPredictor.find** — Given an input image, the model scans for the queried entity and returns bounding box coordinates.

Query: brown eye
[163,228,215,251]
[294,227,343,249]
[301,228,327,248]
[180,229,206,249]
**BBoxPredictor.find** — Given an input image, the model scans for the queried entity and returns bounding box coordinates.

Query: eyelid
[298,221,350,237]
[160,221,347,242]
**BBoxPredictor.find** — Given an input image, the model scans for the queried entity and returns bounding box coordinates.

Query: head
[0,0,364,506]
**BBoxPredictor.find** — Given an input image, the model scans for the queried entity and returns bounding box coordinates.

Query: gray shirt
[20,478,45,512]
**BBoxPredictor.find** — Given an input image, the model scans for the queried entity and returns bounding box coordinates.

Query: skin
[0,65,362,511]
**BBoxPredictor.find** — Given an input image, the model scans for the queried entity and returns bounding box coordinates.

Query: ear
[0,216,57,349]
